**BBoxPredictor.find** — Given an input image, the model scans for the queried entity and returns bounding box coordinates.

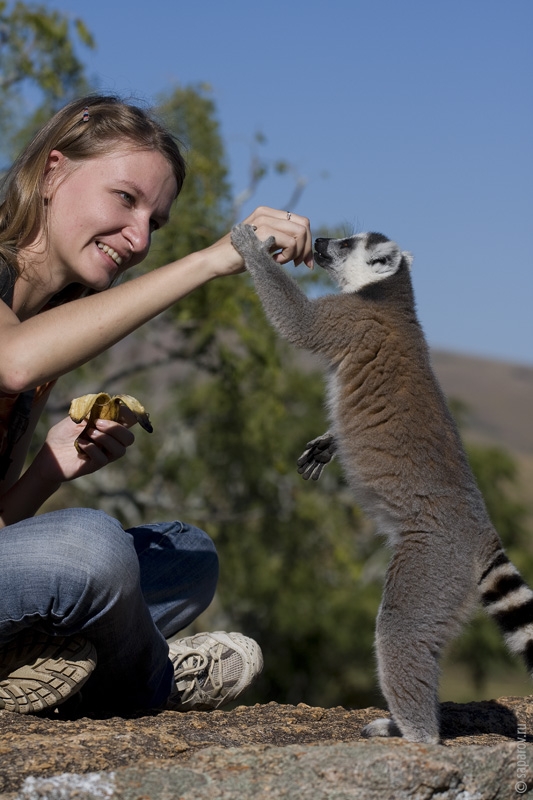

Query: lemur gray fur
[231,222,533,744]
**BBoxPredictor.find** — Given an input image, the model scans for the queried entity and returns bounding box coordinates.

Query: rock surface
[0,697,532,799]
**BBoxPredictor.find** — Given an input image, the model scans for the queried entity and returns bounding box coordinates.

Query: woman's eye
[118,191,134,204]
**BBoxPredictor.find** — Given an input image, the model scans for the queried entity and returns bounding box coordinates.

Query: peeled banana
[69,393,153,452]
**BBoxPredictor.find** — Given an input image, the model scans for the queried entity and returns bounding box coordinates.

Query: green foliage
[467,444,528,552]
[148,84,233,263]
[0,0,94,159]
[0,1,93,96]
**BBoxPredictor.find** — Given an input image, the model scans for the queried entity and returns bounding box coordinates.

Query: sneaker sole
[0,633,97,714]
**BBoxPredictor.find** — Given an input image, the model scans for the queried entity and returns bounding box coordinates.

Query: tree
[0,0,94,159]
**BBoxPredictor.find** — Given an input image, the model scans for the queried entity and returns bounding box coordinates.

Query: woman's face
[41,145,178,291]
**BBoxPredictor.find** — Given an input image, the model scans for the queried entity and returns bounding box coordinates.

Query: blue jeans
[0,508,219,710]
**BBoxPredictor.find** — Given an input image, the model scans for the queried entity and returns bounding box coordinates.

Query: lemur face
[314,233,412,293]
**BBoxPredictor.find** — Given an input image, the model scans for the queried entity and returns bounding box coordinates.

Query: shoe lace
[173,644,225,703]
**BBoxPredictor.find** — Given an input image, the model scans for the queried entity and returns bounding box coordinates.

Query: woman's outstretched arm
[0,208,313,393]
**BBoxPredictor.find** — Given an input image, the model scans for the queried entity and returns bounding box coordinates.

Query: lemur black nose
[314,238,331,255]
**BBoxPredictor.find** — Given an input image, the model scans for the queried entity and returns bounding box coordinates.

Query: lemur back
[231,223,533,743]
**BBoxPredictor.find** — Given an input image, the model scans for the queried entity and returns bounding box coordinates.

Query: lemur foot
[361,718,403,739]
[231,223,275,265]
[362,717,440,744]
[297,431,337,480]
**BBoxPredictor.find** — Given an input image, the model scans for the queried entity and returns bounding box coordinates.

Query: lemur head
[314,233,413,293]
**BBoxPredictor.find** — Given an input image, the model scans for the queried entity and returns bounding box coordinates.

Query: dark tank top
[0,265,44,481]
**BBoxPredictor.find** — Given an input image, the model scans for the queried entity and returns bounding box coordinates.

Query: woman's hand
[33,414,136,485]
[244,207,314,267]
[0,413,138,528]
[203,206,314,278]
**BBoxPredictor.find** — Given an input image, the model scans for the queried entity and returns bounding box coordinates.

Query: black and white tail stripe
[478,551,533,673]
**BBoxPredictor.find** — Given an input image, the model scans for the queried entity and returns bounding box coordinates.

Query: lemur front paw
[297,431,337,481]
[231,223,275,266]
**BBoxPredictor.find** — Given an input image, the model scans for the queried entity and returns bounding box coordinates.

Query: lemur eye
[339,241,351,249]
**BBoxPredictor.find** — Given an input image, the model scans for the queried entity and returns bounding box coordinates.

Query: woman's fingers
[243,207,314,268]
[79,419,135,462]
[204,206,313,279]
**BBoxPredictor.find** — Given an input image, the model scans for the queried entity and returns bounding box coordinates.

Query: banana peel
[69,392,153,453]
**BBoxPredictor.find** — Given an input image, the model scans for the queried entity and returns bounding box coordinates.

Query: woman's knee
[23,508,139,595]
[63,509,140,590]
[0,509,140,636]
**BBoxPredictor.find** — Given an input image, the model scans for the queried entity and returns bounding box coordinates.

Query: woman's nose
[126,218,151,256]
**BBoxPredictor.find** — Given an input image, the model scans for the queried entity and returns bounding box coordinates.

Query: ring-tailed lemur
[231,223,533,744]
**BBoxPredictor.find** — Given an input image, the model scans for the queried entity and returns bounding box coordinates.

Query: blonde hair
[0,94,186,280]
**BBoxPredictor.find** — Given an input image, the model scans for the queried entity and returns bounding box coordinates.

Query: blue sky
[43,0,532,365]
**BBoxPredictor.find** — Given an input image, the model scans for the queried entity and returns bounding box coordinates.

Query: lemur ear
[402,251,414,270]
[369,241,401,273]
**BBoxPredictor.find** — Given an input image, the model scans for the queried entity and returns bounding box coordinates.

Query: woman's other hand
[34,415,136,485]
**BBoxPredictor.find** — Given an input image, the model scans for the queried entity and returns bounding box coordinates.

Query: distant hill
[431,350,533,457]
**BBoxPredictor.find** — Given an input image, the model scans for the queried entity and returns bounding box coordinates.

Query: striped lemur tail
[479,550,533,674]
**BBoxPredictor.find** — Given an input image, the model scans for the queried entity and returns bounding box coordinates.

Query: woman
[0,94,313,715]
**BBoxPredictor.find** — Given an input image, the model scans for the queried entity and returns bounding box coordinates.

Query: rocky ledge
[0,696,532,799]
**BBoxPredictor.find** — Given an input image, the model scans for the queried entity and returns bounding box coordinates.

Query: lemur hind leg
[362,533,475,744]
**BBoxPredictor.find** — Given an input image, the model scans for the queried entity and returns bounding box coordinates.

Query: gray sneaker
[0,631,97,714]
[166,631,263,711]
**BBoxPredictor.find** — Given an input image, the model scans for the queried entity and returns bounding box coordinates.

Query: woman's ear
[42,150,67,199]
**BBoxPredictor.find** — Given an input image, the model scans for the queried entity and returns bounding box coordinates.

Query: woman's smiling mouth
[97,242,123,266]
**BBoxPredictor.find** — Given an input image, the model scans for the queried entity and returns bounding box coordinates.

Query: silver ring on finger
[286,211,292,221]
